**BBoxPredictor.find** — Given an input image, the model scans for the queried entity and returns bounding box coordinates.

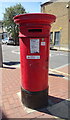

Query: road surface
[2,44,69,69]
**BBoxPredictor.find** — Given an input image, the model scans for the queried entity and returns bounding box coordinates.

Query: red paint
[14,13,56,92]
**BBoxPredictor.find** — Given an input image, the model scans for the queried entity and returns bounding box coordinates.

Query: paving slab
[47,100,69,119]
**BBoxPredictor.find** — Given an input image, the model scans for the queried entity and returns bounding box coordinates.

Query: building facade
[0,21,2,40]
[41,1,70,51]
[0,21,8,41]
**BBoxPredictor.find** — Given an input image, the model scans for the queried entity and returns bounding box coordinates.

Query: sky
[0,1,48,20]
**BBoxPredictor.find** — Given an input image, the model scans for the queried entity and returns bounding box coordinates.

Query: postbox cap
[14,13,56,25]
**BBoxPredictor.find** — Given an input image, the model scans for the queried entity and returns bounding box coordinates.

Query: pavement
[0,63,70,120]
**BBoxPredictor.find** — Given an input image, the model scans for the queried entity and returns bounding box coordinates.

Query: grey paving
[47,100,70,119]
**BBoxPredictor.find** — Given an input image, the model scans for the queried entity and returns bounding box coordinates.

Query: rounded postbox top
[13,13,56,25]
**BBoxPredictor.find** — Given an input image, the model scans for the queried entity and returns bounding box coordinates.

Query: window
[54,31,60,46]
[50,32,53,44]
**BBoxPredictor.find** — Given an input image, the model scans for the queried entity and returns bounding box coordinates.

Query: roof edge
[41,2,53,7]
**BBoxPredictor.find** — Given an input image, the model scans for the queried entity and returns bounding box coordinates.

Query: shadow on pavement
[3,61,20,69]
[35,95,70,119]
[48,95,65,105]
[3,66,16,69]
[3,61,20,66]
[49,73,65,77]
[0,110,8,120]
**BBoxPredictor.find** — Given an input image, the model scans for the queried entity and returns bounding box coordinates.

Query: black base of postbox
[21,87,48,109]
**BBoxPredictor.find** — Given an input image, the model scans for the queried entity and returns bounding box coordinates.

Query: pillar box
[14,13,56,109]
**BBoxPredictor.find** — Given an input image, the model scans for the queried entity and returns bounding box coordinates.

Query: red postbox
[14,13,56,109]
